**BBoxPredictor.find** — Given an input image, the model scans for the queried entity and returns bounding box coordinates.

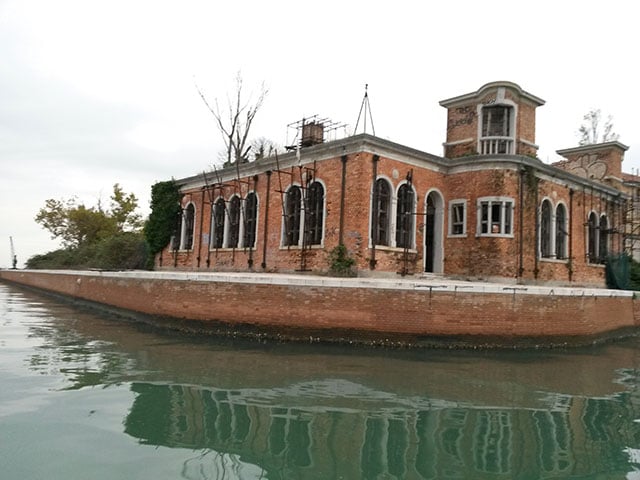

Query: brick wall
[2,270,637,346]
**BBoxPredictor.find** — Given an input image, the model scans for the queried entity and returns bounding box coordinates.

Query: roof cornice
[439,81,545,108]
[556,141,629,156]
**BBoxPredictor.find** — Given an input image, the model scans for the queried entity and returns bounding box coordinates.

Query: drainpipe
[518,167,525,279]
[196,188,205,268]
[532,172,539,280]
[369,154,380,270]
[247,175,258,270]
[569,188,574,281]
[339,154,348,246]
[261,170,272,270]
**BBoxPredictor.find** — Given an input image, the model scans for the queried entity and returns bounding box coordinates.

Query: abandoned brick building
[158,81,640,286]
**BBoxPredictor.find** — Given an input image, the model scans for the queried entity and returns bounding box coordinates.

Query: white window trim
[393,181,417,250]
[179,202,196,251]
[368,176,394,248]
[448,199,467,237]
[280,181,326,249]
[476,196,515,238]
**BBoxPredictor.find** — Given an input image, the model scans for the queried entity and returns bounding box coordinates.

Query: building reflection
[124,380,640,479]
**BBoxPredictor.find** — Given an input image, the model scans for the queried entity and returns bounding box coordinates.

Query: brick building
[158,81,639,287]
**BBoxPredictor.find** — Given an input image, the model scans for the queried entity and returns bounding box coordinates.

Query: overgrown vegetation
[328,244,356,276]
[143,180,181,267]
[27,184,148,270]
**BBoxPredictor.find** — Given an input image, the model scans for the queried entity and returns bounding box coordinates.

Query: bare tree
[578,109,619,145]
[196,72,268,166]
[250,136,280,162]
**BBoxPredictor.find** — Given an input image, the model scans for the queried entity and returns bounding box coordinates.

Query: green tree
[35,184,141,248]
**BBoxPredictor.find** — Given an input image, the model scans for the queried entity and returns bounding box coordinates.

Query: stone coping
[8,269,633,298]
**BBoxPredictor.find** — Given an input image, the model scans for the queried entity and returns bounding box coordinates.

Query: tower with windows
[439,81,545,159]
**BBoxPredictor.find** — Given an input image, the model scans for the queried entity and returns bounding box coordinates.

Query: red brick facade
[2,270,638,346]
[161,82,636,287]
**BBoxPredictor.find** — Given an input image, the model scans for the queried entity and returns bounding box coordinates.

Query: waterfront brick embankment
[1,269,639,348]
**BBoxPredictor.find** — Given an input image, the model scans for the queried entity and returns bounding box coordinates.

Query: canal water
[2,282,640,479]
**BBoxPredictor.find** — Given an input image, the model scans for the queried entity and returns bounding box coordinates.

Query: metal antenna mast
[354,84,376,136]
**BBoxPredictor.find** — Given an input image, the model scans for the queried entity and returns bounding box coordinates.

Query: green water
[2,282,640,479]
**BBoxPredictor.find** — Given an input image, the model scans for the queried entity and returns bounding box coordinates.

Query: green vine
[328,244,356,276]
[143,180,181,261]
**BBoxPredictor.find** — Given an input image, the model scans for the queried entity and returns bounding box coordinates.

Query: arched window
[243,192,258,249]
[284,186,302,246]
[181,203,195,250]
[371,178,391,246]
[396,184,414,249]
[587,212,598,263]
[211,198,225,249]
[305,182,324,245]
[555,204,568,260]
[540,200,552,258]
[227,196,241,248]
[599,215,609,263]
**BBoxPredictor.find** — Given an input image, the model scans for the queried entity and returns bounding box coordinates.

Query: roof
[439,81,546,108]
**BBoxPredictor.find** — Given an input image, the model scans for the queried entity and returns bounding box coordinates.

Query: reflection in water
[122,380,640,479]
[2,282,640,479]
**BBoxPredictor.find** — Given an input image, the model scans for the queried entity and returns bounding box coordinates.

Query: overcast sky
[1,0,638,267]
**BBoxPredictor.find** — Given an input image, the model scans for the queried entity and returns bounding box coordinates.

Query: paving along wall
[2,269,639,347]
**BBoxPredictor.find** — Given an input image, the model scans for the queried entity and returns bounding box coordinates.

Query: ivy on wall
[144,180,181,260]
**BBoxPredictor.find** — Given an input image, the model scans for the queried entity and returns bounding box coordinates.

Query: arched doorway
[424,191,444,273]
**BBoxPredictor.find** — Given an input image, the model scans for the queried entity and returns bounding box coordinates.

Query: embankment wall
[1,269,639,347]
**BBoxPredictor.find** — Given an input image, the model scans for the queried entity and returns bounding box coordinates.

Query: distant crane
[9,236,17,269]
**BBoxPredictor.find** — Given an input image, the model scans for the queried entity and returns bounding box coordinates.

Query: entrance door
[424,191,443,273]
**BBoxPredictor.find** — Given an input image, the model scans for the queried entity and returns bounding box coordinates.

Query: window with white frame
[211,198,225,249]
[227,196,241,248]
[243,192,258,249]
[181,203,195,250]
[449,200,467,236]
[396,183,415,249]
[540,199,553,258]
[555,204,568,260]
[283,185,302,247]
[371,178,392,246]
[304,181,324,246]
[477,197,514,236]
[480,105,514,154]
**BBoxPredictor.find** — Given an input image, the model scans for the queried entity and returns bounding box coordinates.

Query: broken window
[211,198,225,249]
[396,183,414,249]
[450,201,466,236]
[555,204,568,259]
[244,192,258,249]
[284,186,302,246]
[182,203,195,250]
[228,196,241,248]
[478,198,514,236]
[371,178,391,246]
[305,182,324,246]
[540,200,553,258]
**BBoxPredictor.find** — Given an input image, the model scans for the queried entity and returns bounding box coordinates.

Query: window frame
[304,181,324,246]
[555,203,568,260]
[395,182,416,249]
[476,197,514,237]
[243,192,258,249]
[540,199,553,258]
[210,197,226,249]
[371,177,392,247]
[283,185,302,247]
[180,203,196,250]
[448,199,467,237]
